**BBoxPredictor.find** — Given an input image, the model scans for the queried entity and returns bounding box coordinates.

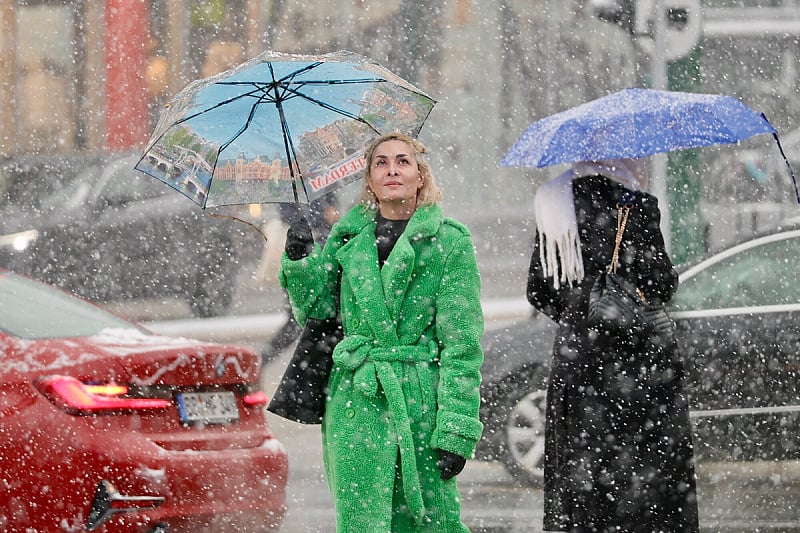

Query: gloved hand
[437,449,466,480]
[285,216,314,260]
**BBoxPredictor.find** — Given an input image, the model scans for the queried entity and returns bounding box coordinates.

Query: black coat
[527,175,699,533]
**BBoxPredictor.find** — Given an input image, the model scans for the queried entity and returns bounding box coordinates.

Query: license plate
[176,391,239,424]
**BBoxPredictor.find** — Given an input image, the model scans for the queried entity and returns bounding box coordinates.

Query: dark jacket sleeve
[526,233,565,323]
[627,193,678,305]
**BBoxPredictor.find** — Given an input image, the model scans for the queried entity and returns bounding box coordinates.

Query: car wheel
[495,366,548,487]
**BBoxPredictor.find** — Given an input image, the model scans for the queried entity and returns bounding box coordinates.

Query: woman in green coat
[279,133,484,532]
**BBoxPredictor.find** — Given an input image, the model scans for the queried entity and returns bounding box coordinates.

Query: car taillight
[243,390,268,407]
[35,375,171,415]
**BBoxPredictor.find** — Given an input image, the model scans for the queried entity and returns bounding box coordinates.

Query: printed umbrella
[135,50,435,208]
[500,88,798,201]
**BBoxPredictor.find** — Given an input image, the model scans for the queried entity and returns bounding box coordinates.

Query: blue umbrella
[500,88,799,202]
[135,50,435,208]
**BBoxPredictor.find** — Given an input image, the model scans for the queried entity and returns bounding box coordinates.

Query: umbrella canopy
[500,88,779,168]
[500,87,799,203]
[135,50,435,208]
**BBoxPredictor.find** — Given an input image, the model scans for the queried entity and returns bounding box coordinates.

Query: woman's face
[367,139,423,207]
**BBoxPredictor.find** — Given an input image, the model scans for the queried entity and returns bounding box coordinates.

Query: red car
[0,270,288,532]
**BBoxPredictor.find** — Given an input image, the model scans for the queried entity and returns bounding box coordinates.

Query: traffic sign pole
[639,0,705,262]
[651,0,670,252]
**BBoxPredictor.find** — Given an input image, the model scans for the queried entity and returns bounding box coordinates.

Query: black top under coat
[375,212,409,268]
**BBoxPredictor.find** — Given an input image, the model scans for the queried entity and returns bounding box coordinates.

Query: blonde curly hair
[358,132,443,208]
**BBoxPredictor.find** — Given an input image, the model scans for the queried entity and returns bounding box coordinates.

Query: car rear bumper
[89,435,289,532]
[2,422,288,533]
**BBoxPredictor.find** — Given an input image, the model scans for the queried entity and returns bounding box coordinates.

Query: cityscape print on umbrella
[136,50,436,208]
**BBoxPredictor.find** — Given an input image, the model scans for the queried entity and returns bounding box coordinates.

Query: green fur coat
[280,203,484,532]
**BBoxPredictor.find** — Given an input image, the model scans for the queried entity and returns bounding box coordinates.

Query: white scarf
[533,159,649,289]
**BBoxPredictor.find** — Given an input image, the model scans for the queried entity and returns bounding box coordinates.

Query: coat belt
[333,336,438,525]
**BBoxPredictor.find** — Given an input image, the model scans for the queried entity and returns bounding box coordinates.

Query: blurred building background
[0,0,799,278]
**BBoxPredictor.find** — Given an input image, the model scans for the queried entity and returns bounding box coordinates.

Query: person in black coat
[526,159,699,532]
[260,194,340,364]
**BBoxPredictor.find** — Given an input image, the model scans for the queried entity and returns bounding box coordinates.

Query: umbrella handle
[772,132,800,205]
[208,213,269,245]
[763,114,800,205]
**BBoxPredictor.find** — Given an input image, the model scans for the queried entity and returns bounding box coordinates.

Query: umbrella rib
[268,58,384,87]
[204,76,387,117]
[174,85,274,125]
[275,61,325,84]
[268,61,306,203]
[174,59,285,123]
[285,78,387,86]
[276,101,308,204]
[281,85,381,134]
[217,96,262,156]
[215,78,386,89]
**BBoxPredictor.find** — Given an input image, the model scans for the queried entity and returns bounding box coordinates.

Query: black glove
[285,216,314,260]
[437,449,466,480]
